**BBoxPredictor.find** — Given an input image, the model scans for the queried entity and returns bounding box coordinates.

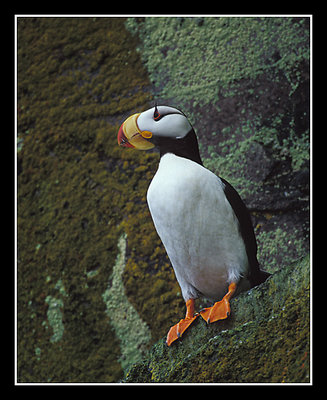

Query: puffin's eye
[153,105,162,121]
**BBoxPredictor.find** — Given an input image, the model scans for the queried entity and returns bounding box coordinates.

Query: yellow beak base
[118,113,155,150]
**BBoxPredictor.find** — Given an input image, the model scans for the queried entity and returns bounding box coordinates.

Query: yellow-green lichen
[17,16,157,383]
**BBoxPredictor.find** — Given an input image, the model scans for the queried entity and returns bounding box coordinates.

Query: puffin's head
[117,105,192,150]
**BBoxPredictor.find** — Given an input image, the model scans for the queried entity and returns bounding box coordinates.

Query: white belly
[147,154,248,302]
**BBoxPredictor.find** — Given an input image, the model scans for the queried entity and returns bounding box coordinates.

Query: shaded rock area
[124,255,310,383]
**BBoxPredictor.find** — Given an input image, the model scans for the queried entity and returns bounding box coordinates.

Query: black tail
[249,267,271,287]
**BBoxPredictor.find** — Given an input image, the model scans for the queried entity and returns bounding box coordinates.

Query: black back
[219,177,270,287]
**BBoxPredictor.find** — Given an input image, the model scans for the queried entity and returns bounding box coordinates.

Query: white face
[137,106,192,139]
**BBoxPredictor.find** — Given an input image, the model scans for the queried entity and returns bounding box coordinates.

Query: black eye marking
[153,104,162,121]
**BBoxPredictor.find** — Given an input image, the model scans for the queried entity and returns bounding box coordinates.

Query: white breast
[147,154,248,302]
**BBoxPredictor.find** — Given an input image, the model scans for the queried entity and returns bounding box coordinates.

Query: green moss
[126,17,309,184]
[124,255,310,383]
[17,17,157,383]
[256,225,307,272]
[126,17,309,103]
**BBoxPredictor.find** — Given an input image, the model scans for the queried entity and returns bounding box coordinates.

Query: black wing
[219,176,270,287]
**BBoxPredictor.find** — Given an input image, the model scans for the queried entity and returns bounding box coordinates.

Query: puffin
[117,104,270,346]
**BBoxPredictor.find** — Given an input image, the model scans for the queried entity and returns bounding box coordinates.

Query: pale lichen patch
[102,233,152,371]
[45,295,64,343]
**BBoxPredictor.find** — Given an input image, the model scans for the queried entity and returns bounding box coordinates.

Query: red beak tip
[117,124,134,148]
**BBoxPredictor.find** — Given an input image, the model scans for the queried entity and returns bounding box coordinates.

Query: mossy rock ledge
[124,255,310,383]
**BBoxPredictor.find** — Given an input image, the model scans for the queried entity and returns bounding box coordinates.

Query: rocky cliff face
[124,255,310,383]
[17,17,310,383]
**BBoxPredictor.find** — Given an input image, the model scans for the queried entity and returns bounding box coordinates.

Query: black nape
[155,129,203,166]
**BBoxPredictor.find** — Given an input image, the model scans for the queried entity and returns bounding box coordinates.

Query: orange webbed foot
[166,315,198,346]
[166,299,199,346]
[200,282,237,324]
